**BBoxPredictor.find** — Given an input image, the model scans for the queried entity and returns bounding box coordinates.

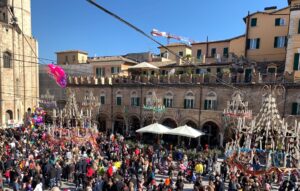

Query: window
[267,67,276,74]
[298,19,300,34]
[3,52,11,68]
[204,92,217,110]
[275,18,285,26]
[246,38,260,49]
[196,49,202,59]
[292,96,300,115]
[184,92,195,109]
[65,56,68,64]
[163,92,173,108]
[100,95,105,104]
[211,48,216,57]
[131,91,140,107]
[116,97,122,105]
[72,55,76,62]
[111,66,121,74]
[223,47,229,58]
[116,91,122,106]
[195,69,201,74]
[274,36,287,48]
[294,53,300,71]
[96,67,105,77]
[250,18,257,27]
[178,51,183,57]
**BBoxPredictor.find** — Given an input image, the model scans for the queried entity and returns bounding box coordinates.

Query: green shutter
[184,99,187,109]
[163,98,166,107]
[246,39,250,50]
[292,103,298,115]
[223,47,228,57]
[111,67,114,74]
[204,100,208,110]
[298,19,300,34]
[256,38,260,49]
[284,36,288,47]
[101,96,105,104]
[294,53,300,70]
[197,49,202,59]
[117,97,122,105]
[251,18,257,27]
[213,100,217,110]
[170,99,173,108]
[191,100,194,109]
[136,98,140,106]
[274,37,278,48]
[275,18,280,26]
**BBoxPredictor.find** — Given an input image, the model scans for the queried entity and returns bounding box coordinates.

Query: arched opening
[182,120,199,148]
[114,115,125,135]
[162,118,177,146]
[201,121,220,148]
[98,114,107,133]
[5,110,13,124]
[129,115,140,135]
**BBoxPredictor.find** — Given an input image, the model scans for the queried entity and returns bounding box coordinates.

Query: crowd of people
[0,126,299,191]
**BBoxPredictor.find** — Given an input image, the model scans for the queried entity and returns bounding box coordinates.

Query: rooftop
[56,50,88,55]
[158,43,191,49]
[191,35,245,45]
[243,6,289,22]
[88,56,138,64]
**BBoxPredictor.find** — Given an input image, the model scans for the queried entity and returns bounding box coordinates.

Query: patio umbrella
[167,125,205,138]
[136,123,171,134]
[128,62,159,70]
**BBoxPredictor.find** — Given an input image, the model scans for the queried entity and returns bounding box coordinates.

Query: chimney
[264,6,277,13]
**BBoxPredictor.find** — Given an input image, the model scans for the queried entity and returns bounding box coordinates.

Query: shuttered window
[294,53,300,71]
[251,18,257,27]
[292,103,299,115]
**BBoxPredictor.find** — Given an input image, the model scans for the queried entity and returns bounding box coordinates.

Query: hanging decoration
[48,64,67,88]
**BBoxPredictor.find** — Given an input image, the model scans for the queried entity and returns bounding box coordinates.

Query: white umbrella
[136,123,171,134]
[128,62,159,70]
[167,125,205,138]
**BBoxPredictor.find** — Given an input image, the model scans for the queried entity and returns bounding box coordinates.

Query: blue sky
[32,0,288,61]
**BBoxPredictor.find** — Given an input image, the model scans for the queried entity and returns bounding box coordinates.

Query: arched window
[292,95,300,115]
[131,91,140,107]
[164,92,173,108]
[3,51,12,68]
[116,91,122,106]
[6,110,13,124]
[184,91,195,109]
[100,91,106,105]
[204,91,217,110]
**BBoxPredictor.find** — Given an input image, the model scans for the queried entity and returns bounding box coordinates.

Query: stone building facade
[67,75,300,147]
[0,0,39,126]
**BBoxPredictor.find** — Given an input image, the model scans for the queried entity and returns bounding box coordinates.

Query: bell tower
[0,0,32,36]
